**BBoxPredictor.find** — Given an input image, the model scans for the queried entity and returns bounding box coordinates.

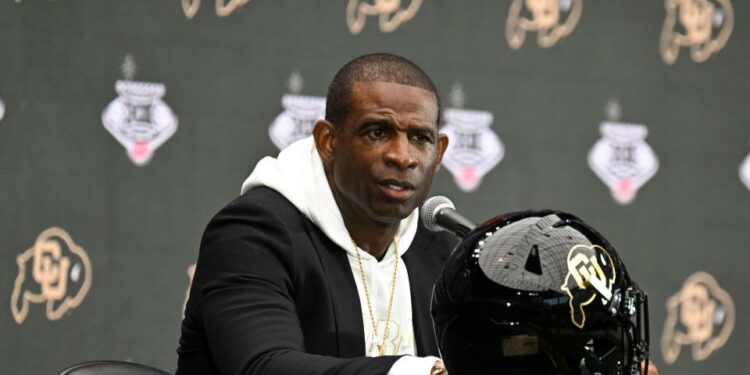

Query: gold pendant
[377,344,385,356]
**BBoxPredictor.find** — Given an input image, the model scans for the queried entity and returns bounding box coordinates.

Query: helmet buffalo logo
[561,244,616,329]
[10,228,92,324]
[506,0,582,49]
[661,271,735,364]
[347,0,423,35]
[660,0,734,64]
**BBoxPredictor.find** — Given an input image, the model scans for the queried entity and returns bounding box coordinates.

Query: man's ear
[434,132,449,172]
[313,120,337,165]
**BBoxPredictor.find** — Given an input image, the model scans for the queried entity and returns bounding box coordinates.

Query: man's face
[322,81,448,225]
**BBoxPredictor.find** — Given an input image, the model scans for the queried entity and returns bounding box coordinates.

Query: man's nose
[384,134,418,170]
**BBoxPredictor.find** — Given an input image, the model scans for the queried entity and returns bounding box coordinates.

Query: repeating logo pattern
[182,0,251,19]
[661,272,735,364]
[11,227,93,324]
[347,0,423,35]
[660,0,734,64]
[439,84,504,192]
[506,0,583,49]
[561,244,616,329]
[588,103,659,204]
[738,143,750,191]
[268,71,326,150]
[102,55,178,166]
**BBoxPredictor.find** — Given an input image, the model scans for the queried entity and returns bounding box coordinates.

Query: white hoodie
[241,137,440,374]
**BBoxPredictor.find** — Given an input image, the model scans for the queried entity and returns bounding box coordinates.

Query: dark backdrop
[1,1,747,373]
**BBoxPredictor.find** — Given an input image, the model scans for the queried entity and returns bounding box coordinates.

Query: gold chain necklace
[353,237,399,356]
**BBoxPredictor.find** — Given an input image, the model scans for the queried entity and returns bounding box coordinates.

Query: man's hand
[642,360,659,375]
[430,359,447,375]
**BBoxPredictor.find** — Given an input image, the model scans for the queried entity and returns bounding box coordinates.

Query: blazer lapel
[402,228,442,357]
[303,219,366,358]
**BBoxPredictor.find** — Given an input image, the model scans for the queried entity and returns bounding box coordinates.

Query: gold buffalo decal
[347,0,423,35]
[506,0,583,49]
[661,271,734,364]
[182,0,251,19]
[11,227,92,324]
[183,263,196,317]
[660,0,734,64]
[561,244,616,329]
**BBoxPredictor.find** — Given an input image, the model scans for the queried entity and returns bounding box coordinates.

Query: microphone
[421,196,476,238]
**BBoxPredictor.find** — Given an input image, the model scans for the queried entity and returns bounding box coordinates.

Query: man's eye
[368,128,386,138]
[412,133,433,143]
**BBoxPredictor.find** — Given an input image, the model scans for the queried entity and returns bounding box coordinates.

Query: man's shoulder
[206,187,308,232]
[411,220,460,260]
[199,187,309,253]
[225,186,301,216]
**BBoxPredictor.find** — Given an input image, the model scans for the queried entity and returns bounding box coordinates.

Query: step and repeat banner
[0,1,748,373]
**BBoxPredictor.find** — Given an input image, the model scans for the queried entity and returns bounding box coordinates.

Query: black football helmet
[432,210,649,375]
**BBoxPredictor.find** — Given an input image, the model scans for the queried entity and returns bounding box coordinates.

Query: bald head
[325,53,441,130]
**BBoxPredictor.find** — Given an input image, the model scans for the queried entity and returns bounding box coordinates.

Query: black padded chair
[59,360,171,375]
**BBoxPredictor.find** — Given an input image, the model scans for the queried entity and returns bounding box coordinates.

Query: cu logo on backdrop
[347,0,423,35]
[660,0,734,64]
[661,272,735,364]
[506,0,583,49]
[183,264,197,317]
[11,227,92,324]
[182,0,251,19]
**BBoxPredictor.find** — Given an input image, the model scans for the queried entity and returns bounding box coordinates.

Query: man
[177,53,455,375]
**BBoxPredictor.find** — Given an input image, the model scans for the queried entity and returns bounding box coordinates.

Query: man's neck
[326,172,400,260]
[345,218,398,261]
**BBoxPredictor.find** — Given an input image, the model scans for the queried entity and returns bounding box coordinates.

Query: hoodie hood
[241,136,418,256]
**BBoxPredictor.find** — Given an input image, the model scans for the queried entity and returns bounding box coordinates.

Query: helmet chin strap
[576,285,650,375]
[609,286,651,375]
[579,349,606,374]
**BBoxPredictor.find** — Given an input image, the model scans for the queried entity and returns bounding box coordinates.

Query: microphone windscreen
[421,196,455,232]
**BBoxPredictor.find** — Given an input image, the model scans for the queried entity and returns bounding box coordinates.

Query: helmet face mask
[432,210,649,375]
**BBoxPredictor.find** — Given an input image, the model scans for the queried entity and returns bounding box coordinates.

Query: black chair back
[59,360,170,375]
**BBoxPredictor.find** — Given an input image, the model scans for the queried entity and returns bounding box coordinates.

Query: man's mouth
[378,179,416,200]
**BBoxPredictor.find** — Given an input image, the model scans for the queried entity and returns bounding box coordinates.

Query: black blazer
[177,187,457,375]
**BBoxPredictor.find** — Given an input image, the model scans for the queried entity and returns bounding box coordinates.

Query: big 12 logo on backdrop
[102,54,178,166]
[738,142,750,191]
[268,71,326,151]
[587,102,658,205]
[439,84,504,193]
